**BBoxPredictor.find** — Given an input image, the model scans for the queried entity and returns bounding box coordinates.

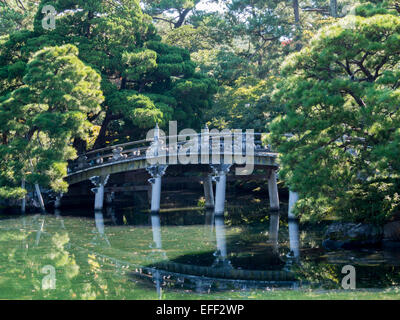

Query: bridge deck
[66,132,278,185]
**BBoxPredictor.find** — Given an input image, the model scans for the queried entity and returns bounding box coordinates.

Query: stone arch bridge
[64,125,282,218]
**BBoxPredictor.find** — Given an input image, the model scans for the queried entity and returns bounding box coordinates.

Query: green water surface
[0,194,399,300]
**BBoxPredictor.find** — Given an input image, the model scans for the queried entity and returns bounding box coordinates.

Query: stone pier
[146,165,168,214]
[211,164,231,216]
[267,169,280,211]
[90,175,110,211]
[203,175,214,209]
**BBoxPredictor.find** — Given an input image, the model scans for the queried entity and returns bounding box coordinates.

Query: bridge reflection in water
[20,199,302,298]
[50,125,305,295]
[85,206,302,297]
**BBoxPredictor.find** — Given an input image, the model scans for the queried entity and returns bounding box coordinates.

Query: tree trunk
[174,8,191,28]
[293,0,302,51]
[330,0,338,17]
[293,0,300,24]
[73,138,87,154]
[1,132,7,145]
[120,77,127,90]
[85,10,94,37]
[93,112,111,150]
[93,111,122,149]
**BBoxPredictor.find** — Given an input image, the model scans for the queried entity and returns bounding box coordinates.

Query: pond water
[0,191,399,300]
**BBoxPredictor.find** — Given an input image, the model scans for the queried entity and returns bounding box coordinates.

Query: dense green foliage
[153,0,355,130]
[1,0,400,224]
[150,0,400,224]
[0,0,216,199]
[0,0,40,36]
[0,44,103,196]
[269,4,400,224]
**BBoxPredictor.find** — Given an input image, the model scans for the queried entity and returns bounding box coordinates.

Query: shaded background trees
[269,5,400,224]
[0,0,216,198]
[1,0,400,224]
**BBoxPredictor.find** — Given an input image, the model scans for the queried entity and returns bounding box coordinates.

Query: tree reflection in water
[1,204,399,299]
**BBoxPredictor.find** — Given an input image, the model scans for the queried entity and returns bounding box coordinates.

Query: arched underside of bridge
[63,152,281,226]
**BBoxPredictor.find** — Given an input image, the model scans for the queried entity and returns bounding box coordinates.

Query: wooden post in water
[28,159,45,212]
[268,169,280,211]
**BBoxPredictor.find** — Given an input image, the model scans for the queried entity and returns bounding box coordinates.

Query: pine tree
[0,0,216,151]
[0,44,104,199]
[269,5,400,223]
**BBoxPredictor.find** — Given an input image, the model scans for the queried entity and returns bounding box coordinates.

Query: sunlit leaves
[0,44,104,197]
[270,7,400,223]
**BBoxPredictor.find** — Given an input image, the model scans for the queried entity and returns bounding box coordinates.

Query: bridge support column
[54,193,63,210]
[269,211,280,253]
[288,190,300,259]
[151,212,162,249]
[211,164,231,216]
[105,191,115,206]
[90,175,110,211]
[268,169,280,211]
[147,187,152,205]
[213,211,231,268]
[146,165,168,213]
[21,179,26,214]
[203,175,214,209]
[95,210,105,235]
[35,183,46,213]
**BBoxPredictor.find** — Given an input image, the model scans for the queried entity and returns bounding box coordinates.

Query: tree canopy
[0,0,216,199]
[0,44,103,198]
[269,5,400,224]
[1,0,217,149]
[1,0,400,225]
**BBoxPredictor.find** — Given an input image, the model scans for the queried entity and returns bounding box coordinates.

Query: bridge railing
[68,131,272,174]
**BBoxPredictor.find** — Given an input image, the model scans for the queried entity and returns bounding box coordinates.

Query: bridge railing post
[201,124,210,164]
